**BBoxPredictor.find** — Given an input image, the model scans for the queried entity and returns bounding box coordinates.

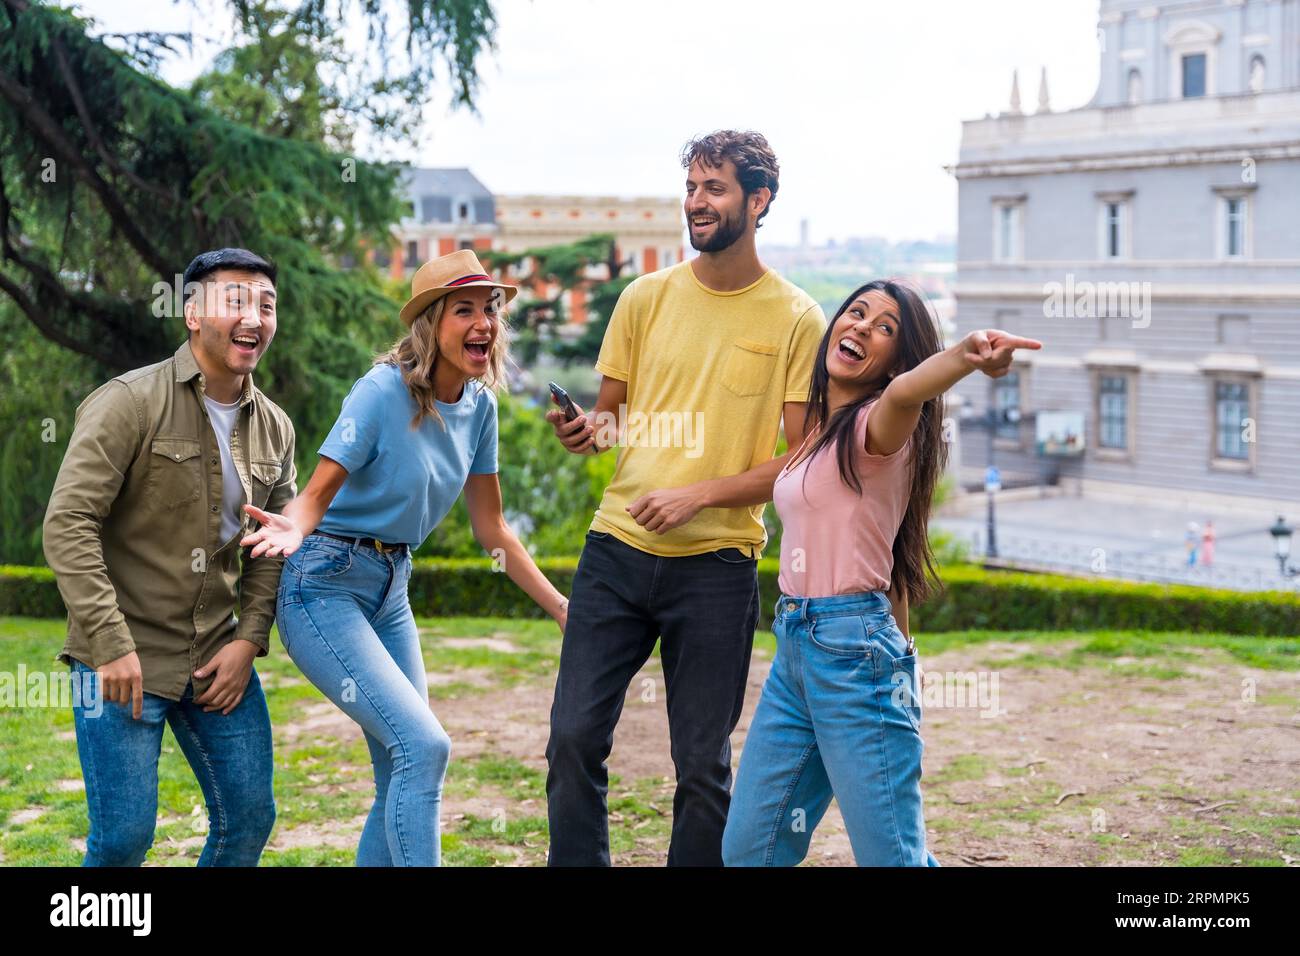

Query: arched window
[1249,54,1265,93]
[1127,68,1143,105]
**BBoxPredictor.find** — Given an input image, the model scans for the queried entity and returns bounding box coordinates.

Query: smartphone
[548,382,581,422]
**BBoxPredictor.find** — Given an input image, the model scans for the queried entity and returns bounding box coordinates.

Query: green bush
[6,560,1296,636]
[0,565,62,618]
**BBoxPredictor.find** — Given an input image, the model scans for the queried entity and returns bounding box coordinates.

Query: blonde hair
[376,292,511,429]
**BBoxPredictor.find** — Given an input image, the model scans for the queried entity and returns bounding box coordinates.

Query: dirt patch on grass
[272,638,1300,866]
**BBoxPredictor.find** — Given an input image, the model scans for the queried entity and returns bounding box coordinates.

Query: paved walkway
[934,493,1300,592]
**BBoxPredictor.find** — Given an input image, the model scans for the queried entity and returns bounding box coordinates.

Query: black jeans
[545,529,760,866]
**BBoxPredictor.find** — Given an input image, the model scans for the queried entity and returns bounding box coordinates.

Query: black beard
[688,209,746,253]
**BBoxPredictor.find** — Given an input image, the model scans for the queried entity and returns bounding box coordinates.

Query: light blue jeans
[723,591,939,866]
[276,533,450,866]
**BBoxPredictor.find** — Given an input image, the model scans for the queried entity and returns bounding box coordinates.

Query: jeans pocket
[709,547,754,565]
[293,539,354,578]
[807,614,872,657]
[888,659,923,735]
[868,617,912,661]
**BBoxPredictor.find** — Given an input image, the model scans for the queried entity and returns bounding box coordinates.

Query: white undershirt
[203,395,244,544]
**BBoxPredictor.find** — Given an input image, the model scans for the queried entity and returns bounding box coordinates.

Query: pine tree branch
[0,61,173,278]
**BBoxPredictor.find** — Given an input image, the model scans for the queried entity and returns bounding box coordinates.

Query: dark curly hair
[680,130,779,228]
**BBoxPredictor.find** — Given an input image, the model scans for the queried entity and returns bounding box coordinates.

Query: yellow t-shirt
[591,261,827,558]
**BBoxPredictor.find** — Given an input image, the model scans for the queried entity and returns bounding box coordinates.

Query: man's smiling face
[186,268,278,378]
[684,158,754,253]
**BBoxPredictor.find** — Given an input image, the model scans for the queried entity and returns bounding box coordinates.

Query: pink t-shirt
[773,401,912,597]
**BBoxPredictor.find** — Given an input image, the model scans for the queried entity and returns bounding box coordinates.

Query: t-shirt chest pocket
[145,436,203,511]
[720,338,780,397]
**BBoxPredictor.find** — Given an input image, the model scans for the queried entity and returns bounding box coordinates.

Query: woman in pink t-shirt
[723,279,1040,866]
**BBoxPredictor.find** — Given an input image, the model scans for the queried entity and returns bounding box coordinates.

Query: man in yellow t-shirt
[543,130,826,866]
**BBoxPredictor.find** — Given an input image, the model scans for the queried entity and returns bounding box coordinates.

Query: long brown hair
[376,293,511,429]
[800,278,947,604]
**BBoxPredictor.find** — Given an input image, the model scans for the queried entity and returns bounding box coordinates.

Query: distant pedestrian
[1184,521,1200,567]
[1200,520,1216,567]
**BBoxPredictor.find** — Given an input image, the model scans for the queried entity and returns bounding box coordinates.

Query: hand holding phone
[546,382,594,454]
[548,382,581,422]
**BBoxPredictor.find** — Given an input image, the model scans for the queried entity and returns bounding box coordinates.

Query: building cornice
[953,141,1300,179]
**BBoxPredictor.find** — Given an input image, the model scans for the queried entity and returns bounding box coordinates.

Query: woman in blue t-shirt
[241,250,570,866]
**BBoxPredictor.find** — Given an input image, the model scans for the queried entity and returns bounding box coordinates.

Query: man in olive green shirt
[43,247,296,866]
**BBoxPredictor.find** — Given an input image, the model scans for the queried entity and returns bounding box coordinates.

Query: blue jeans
[276,533,449,866]
[723,591,939,867]
[69,659,275,866]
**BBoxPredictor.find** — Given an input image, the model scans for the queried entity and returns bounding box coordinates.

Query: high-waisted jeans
[723,591,939,867]
[276,533,449,866]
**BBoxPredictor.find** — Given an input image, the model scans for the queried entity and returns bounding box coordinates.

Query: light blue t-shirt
[316,363,498,546]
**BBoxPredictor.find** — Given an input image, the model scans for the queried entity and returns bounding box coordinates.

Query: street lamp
[1269,515,1299,578]
[983,398,1021,560]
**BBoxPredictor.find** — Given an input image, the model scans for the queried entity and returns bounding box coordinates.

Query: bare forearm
[693,453,791,509]
[479,524,566,618]
[886,342,971,409]
[280,489,331,538]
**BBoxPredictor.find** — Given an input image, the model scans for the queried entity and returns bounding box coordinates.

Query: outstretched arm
[866,329,1042,457]
[241,456,349,557]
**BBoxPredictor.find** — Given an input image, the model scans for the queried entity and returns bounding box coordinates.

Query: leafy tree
[0,0,497,562]
[482,233,633,366]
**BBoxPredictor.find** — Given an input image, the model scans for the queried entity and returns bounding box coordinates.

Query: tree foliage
[482,233,634,366]
[0,0,497,563]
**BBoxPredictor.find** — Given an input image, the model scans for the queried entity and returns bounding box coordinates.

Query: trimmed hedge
[0,565,63,619]
[5,560,1297,636]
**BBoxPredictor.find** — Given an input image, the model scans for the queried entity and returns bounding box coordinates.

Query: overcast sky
[74,0,1102,246]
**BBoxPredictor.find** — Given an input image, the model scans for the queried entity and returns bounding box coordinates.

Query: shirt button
[197,603,205,611]
[210,457,218,465]
[174,453,182,460]
[211,505,219,513]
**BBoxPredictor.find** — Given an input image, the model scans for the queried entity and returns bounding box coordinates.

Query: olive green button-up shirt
[43,340,297,701]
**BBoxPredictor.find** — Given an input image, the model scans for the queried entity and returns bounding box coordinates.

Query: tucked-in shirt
[773,400,912,597]
[203,394,244,544]
[44,340,298,701]
[591,261,826,558]
[317,362,498,547]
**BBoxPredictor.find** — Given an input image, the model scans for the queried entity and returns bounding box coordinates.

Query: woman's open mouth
[464,338,490,361]
[837,337,866,364]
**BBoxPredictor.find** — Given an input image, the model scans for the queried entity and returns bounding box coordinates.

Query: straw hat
[398,249,518,326]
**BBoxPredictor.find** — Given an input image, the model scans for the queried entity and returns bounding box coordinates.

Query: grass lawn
[0,616,1296,866]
